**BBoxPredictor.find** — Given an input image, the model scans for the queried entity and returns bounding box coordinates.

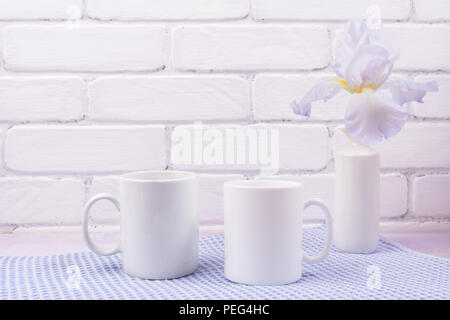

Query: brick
[171,124,329,171]
[4,25,167,72]
[0,24,4,58]
[412,174,450,217]
[334,124,450,168]
[89,76,251,121]
[87,0,249,20]
[88,177,120,226]
[252,0,409,21]
[0,128,5,176]
[197,174,244,224]
[0,0,82,20]
[414,0,450,22]
[173,26,330,71]
[413,75,450,118]
[256,173,407,219]
[387,25,450,71]
[254,74,348,121]
[381,174,408,218]
[5,125,166,173]
[0,178,85,225]
[0,77,85,121]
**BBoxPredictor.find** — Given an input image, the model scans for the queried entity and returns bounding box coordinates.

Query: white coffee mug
[83,170,198,280]
[224,180,332,285]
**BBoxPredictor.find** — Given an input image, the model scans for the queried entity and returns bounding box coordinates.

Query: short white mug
[224,180,332,285]
[83,170,198,280]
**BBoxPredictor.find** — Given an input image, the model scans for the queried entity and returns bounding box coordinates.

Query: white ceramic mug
[224,180,332,285]
[83,170,198,280]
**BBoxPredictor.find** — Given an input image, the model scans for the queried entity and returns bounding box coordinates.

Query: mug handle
[302,199,333,264]
[82,193,121,256]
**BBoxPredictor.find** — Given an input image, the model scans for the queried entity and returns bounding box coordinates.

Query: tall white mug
[83,170,198,280]
[224,180,332,285]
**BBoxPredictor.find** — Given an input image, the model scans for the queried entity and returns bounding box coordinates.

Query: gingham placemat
[1,227,449,300]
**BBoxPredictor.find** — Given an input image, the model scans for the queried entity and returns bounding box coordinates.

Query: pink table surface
[0,230,449,259]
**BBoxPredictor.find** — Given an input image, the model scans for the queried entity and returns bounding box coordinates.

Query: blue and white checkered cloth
[1,227,449,300]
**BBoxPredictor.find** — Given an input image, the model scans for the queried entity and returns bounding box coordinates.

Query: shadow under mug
[224,180,333,285]
[82,170,198,280]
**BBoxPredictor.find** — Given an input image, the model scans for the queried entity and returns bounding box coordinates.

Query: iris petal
[380,76,438,105]
[291,77,348,117]
[344,44,393,92]
[345,89,408,145]
[332,19,397,79]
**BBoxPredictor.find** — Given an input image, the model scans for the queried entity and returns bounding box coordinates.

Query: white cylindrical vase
[334,131,380,253]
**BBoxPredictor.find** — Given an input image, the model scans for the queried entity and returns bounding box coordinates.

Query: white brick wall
[252,0,410,21]
[0,77,86,121]
[376,123,450,169]
[87,0,249,21]
[173,26,330,71]
[334,124,450,169]
[88,176,120,226]
[4,26,168,72]
[0,128,5,176]
[414,0,450,22]
[254,74,348,121]
[387,25,450,71]
[411,175,450,217]
[5,126,166,173]
[413,75,450,118]
[0,178,85,225]
[89,76,251,121]
[0,0,449,230]
[0,0,82,20]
